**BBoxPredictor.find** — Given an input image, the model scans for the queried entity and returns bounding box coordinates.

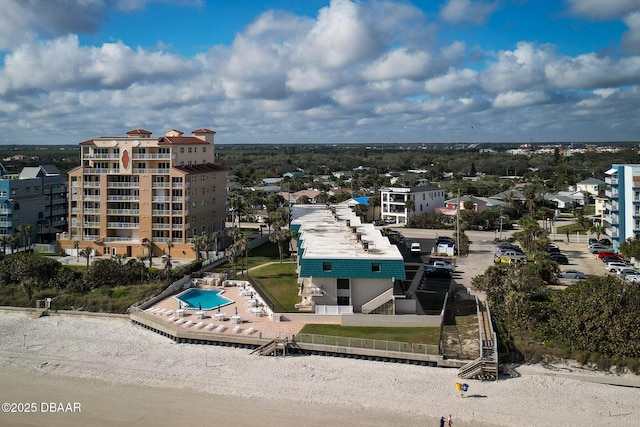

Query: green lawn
[299,324,440,345]
[249,262,299,312]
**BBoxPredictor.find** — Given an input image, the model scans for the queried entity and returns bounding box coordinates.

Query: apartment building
[604,164,640,251]
[58,128,227,259]
[290,204,406,315]
[0,165,68,249]
[379,186,445,224]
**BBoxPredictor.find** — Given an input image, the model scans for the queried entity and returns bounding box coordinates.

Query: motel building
[57,128,227,260]
[289,205,441,327]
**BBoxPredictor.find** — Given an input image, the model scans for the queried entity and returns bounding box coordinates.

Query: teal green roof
[300,258,405,279]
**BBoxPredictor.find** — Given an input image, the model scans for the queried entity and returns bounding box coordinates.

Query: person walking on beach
[440,416,445,427]
[447,414,453,426]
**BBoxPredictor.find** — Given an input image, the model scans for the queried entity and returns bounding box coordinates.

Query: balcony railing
[106,222,139,229]
[152,223,171,229]
[152,196,171,202]
[83,168,120,174]
[132,168,170,174]
[84,154,119,159]
[83,222,101,228]
[106,209,140,215]
[132,153,171,160]
[106,196,138,201]
[152,182,170,188]
[152,210,170,215]
[0,221,12,228]
[107,182,139,188]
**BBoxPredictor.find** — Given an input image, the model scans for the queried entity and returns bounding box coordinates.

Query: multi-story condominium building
[290,204,406,315]
[0,165,68,249]
[58,128,226,259]
[379,186,446,224]
[604,164,640,251]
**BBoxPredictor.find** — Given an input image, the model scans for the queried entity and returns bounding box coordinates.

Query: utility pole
[456,188,461,256]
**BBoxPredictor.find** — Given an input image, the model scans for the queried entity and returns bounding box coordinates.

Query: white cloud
[480,42,555,93]
[439,0,499,25]
[361,48,431,81]
[492,90,550,108]
[0,35,194,95]
[622,12,640,54]
[292,0,384,69]
[566,0,640,20]
[425,68,478,94]
[545,53,640,88]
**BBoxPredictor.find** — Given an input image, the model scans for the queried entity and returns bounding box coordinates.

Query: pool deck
[142,284,306,339]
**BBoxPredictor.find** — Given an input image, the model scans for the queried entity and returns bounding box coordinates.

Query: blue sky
[1,0,640,145]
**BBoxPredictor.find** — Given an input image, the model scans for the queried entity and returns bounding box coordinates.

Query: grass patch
[299,324,440,345]
[249,262,299,312]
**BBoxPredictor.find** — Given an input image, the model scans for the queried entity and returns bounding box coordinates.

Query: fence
[295,333,439,355]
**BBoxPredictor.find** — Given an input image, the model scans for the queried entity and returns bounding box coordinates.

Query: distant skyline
[1,0,640,145]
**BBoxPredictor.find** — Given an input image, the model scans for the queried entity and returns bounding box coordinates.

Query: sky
[1,0,640,145]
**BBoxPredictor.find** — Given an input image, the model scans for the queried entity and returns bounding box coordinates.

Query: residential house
[379,186,445,224]
[436,195,505,217]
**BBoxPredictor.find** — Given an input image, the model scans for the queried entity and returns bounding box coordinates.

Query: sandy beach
[0,310,639,427]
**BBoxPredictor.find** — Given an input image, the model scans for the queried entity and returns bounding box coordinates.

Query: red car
[597,251,623,259]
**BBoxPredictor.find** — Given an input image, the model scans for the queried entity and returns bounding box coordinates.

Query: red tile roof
[192,128,216,134]
[126,129,152,136]
[158,136,209,145]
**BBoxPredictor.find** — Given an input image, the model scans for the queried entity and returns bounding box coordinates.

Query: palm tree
[224,245,238,274]
[0,235,9,256]
[9,233,19,253]
[17,224,25,250]
[589,222,606,240]
[166,240,174,258]
[235,236,249,277]
[74,240,80,260]
[79,247,92,270]
[23,224,34,250]
[211,231,219,254]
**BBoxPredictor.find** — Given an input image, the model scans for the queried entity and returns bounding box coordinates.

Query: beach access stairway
[458,299,498,381]
[361,288,394,314]
[250,338,289,356]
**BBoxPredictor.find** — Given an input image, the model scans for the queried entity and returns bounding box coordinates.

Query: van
[410,242,422,255]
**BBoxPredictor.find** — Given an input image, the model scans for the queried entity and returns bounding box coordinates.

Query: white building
[379,186,445,224]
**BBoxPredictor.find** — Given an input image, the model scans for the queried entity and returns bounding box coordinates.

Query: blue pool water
[174,289,233,310]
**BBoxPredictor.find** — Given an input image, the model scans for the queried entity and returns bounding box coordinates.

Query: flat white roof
[291,205,403,261]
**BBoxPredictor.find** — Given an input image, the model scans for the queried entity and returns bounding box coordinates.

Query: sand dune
[0,310,638,427]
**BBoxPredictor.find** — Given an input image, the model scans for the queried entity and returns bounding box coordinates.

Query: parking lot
[391,228,609,291]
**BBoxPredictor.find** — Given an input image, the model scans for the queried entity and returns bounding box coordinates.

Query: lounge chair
[204,323,215,330]
[174,318,186,325]
[164,310,174,316]
[183,320,194,328]
[145,307,157,312]
[214,324,227,332]
[155,308,167,315]
[166,316,176,323]
[194,322,205,329]
[232,325,241,333]
[243,327,255,335]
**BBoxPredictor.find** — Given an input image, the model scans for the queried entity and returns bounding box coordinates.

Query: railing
[152,223,171,229]
[106,209,140,215]
[152,182,170,188]
[106,222,139,228]
[84,168,120,174]
[132,168,170,174]
[361,288,394,314]
[132,154,171,160]
[107,182,139,188]
[107,196,138,201]
[295,333,439,355]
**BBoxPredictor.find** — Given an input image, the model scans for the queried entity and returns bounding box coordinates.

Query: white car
[429,260,456,271]
[606,262,629,272]
[410,242,422,256]
[558,269,585,279]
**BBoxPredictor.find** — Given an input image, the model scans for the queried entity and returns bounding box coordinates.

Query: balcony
[83,222,101,228]
[103,236,135,243]
[82,195,101,201]
[299,283,324,297]
[81,208,101,214]
[606,215,619,225]
[106,195,138,201]
[605,176,618,185]
[84,154,119,159]
[152,196,171,202]
[605,189,619,199]
[0,221,12,228]
[132,168,170,174]
[107,182,139,188]
[152,210,170,215]
[106,209,140,215]
[83,168,120,174]
[132,153,171,160]
[152,223,171,229]
[152,182,170,188]
[172,182,185,188]
[82,182,101,188]
[106,222,139,229]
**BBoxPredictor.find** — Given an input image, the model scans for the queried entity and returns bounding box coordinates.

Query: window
[337,278,349,289]
[337,296,350,306]
[180,148,185,153]
[322,262,332,272]
[188,148,193,153]
[371,263,381,272]
[202,147,206,153]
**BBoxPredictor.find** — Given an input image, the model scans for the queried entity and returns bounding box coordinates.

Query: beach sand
[1,310,638,427]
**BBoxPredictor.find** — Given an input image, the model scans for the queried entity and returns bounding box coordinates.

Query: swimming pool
[174,289,233,311]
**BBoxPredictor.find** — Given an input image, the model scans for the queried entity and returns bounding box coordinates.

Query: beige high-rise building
[58,128,227,260]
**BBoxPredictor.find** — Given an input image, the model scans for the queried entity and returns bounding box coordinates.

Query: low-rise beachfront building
[290,204,406,315]
[0,165,68,248]
[57,128,227,260]
[379,186,445,224]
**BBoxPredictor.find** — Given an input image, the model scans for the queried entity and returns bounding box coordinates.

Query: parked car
[597,251,623,260]
[615,268,640,277]
[600,256,628,265]
[588,244,609,253]
[427,260,456,271]
[548,244,561,253]
[588,238,598,246]
[410,242,422,256]
[599,238,612,247]
[423,266,453,279]
[624,274,640,283]
[606,262,629,272]
[550,253,569,264]
[558,269,585,279]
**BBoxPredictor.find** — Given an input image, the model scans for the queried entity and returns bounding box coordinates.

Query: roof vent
[346,219,351,227]
[351,226,357,234]
[356,232,362,242]
[362,241,369,251]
